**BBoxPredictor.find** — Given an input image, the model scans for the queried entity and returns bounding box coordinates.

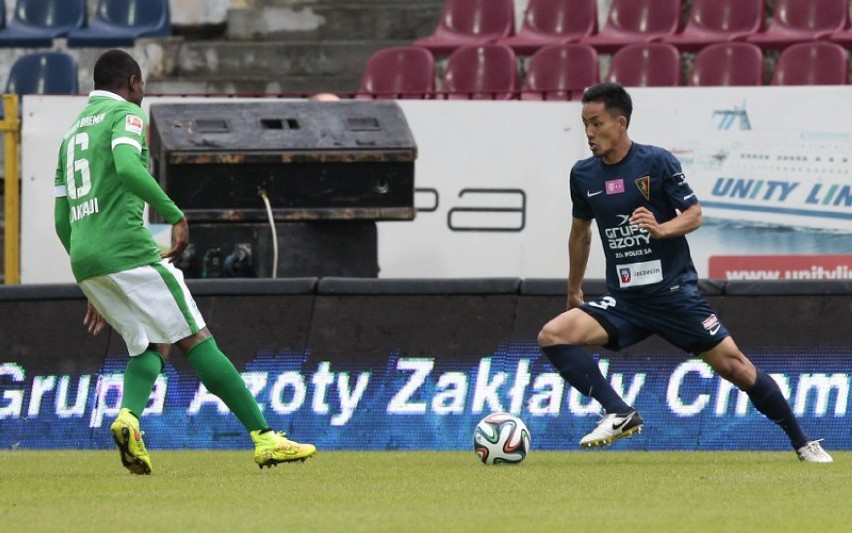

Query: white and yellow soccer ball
[473,412,531,464]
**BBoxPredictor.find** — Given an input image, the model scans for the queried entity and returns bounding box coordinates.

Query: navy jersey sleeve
[658,150,699,212]
[570,165,594,220]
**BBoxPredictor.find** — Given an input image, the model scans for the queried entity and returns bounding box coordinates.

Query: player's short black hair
[581,82,633,128]
[93,49,141,91]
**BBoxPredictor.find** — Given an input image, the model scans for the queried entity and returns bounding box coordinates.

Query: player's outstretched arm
[630,203,702,239]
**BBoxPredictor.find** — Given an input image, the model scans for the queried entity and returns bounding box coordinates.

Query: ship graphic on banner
[670,104,851,232]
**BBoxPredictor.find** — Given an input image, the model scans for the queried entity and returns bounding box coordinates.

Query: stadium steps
[146,0,444,96]
[146,39,413,96]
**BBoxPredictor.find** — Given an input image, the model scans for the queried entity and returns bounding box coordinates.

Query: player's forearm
[661,203,703,238]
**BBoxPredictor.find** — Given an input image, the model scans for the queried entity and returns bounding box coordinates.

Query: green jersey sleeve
[113,144,184,224]
[111,110,184,224]
[54,146,71,252]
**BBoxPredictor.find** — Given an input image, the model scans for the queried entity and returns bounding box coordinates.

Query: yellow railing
[2,94,20,285]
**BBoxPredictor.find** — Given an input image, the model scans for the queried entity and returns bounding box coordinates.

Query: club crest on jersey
[635,176,650,201]
[619,268,632,283]
[605,178,625,195]
[125,115,143,135]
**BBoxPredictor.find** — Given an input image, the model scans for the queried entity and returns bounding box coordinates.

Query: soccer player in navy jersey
[537,82,832,462]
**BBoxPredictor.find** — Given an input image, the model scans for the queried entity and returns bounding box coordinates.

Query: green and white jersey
[54,90,184,281]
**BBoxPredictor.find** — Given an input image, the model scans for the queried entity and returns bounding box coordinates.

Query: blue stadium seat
[67,0,170,47]
[4,51,79,96]
[0,0,87,48]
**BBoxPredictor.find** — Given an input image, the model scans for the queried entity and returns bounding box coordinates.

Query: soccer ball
[473,412,531,464]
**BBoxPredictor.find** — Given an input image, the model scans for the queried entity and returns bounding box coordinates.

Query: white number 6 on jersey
[65,132,91,200]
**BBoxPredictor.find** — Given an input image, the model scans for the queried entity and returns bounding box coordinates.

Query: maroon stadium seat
[521,44,599,100]
[688,42,764,86]
[413,0,514,56]
[605,42,681,87]
[356,46,435,99]
[771,41,849,85]
[829,2,852,46]
[499,0,597,56]
[748,0,848,50]
[664,0,764,52]
[440,44,518,100]
[580,0,681,54]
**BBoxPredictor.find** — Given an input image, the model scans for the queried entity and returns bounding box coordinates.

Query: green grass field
[1,450,849,532]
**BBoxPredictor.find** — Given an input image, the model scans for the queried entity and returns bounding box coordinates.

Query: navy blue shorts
[579,284,728,354]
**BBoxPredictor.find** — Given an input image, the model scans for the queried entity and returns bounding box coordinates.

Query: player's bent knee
[538,320,572,347]
[712,359,755,389]
[537,328,554,348]
[538,323,580,348]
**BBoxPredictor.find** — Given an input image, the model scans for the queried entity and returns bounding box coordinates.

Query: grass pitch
[1,450,849,532]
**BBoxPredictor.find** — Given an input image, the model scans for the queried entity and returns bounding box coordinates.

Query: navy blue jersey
[570,142,700,297]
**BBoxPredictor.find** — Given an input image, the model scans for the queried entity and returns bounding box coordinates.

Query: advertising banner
[19,88,852,285]
[2,289,850,451]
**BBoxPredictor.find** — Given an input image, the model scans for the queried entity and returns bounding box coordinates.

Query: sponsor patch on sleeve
[125,114,143,135]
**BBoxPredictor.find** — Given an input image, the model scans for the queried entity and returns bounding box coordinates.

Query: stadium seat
[4,51,79,95]
[747,0,848,50]
[771,41,849,85]
[413,0,514,56]
[605,43,681,87]
[663,0,763,52]
[521,44,599,100]
[829,3,852,46]
[499,0,597,56]
[580,0,681,54]
[688,42,764,86]
[440,44,518,100]
[67,0,170,47]
[356,46,435,99]
[0,0,86,48]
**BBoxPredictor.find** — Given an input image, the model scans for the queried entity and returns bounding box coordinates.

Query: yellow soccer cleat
[110,408,152,475]
[251,430,316,468]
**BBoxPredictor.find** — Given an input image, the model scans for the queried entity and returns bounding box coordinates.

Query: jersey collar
[89,90,126,102]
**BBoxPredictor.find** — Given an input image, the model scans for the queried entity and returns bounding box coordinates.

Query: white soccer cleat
[797,440,833,463]
[579,409,643,448]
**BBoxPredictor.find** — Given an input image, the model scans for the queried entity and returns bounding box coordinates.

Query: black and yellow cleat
[110,408,152,475]
[579,409,644,448]
[251,430,316,468]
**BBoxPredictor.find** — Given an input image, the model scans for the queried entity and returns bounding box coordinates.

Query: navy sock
[541,344,631,414]
[746,369,808,449]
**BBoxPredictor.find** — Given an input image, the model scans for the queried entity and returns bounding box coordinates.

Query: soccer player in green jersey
[54,49,316,474]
